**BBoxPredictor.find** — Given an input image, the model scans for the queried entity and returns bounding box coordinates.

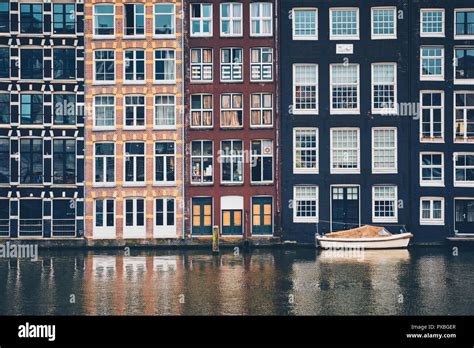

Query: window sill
[250,125,274,129]
[122,81,147,85]
[190,34,213,38]
[372,218,398,224]
[293,110,318,116]
[93,183,116,188]
[420,76,444,82]
[421,33,445,38]
[420,220,445,226]
[153,35,176,40]
[92,127,116,131]
[92,36,116,40]
[372,169,398,174]
[371,35,397,40]
[153,126,177,131]
[293,218,319,224]
[420,137,444,143]
[250,182,274,186]
[190,80,214,84]
[330,36,360,41]
[123,183,147,187]
[220,34,244,38]
[294,170,319,175]
[330,170,360,175]
[250,79,274,83]
[454,182,474,187]
[191,182,214,186]
[454,138,474,143]
[292,36,318,41]
[153,81,177,85]
[454,79,474,85]
[420,182,444,187]
[123,35,146,40]
[220,182,244,186]
[153,182,176,187]
[92,81,116,86]
[454,35,474,40]
[250,34,274,38]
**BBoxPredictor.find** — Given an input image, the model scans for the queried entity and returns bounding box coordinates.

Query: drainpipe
[181,0,186,240]
[274,0,280,239]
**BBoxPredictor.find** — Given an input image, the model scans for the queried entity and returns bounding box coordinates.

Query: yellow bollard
[212,225,220,254]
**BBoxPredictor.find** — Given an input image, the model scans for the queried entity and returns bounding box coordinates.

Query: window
[220,48,242,82]
[19,200,43,236]
[221,140,243,183]
[155,95,175,128]
[251,93,272,127]
[94,50,115,82]
[455,47,474,83]
[455,9,474,38]
[331,128,359,174]
[0,1,10,33]
[420,153,444,186]
[125,142,145,184]
[94,143,115,185]
[221,3,242,37]
[154,4,175,37]
[192,197,212,235]
[0,138,9,183]
[20,49,43,80]
[191,48,213,82]
[124,198,145,228]
[293,186,318,223]
[94,4,114,36]
[52,199,76,237]
[20,4,43,34]
[455,92,474,142]
[0,199,8,236]
[420,46,444,80]
[124,50,145,82]
[420,9,444,37]
[250,2,272,36]
[372,128,397,174]
[191,94,213,128]
[155,198,175,231]
[154,142,175,184]
[372,63,397,114]
[124,95,145,128]
[154,49,175,82]
[94,95,115,128]
[220,93,243,128]
[191,3,212,37]
[293,64,318,114]
[20,94,43,125]
[53,94,76,125]
[53,48,76,80]
[292,8,318,40]
[250,48,273,81]
[53,139,76,184]
[371,7,396,39]
[191,140,213,184]
[251,140,273,183]
[372,186,398,223]
[420,91,444,141]
[0,94,9,124]
[0,47,8,79]
[95,199,115,228]
[20,138,43,184]
[420,198,444,225]
[53,3,76,35]
[330,8,359,40]
[330,64,359,114]
[455,153,474,186]
[294,128,318,174]
[124,4,144,36]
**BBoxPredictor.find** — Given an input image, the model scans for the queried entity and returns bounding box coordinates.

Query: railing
[18,218,43,236]
[52,218,76,237]
[251,64,272,81]
[0,218,9,236]
[191,65,213,81]
[221,65,242,81]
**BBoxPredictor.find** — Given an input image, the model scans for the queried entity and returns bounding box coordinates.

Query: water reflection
[0,249,473,315]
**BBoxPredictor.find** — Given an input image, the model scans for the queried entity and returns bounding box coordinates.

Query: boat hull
[316,233,413,249]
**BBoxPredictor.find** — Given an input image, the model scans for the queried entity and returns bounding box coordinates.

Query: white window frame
[190,3,213,37]
[123,49,145,83]
[93,49,115,84]
[220,140,244,184]
[93,95,115,130]
[454,47,474,85]
[154,94,176,130]
[220,47,243,82]
[190,94,213,129]
[293,185,319,223]
[93,142,115,187]
[454,9,474,40]
[123,197,146,237]
[154,197,176,238]
[454,152,474,187]
[292,8,318,40]
[372,127,398,174]
[190,48,213,82]
[250,47,273,82]
[293,64,318,115]
[124,142,146,186]
[250,139,273,184]
[124,3,145,38]
[420,46,445,81]
[191,140,214,185]
[329,7,359,40]
[220,93,243,129]
[420,152,444,187]
[371,63,397,115]
[123,94,145,130]
[371,7,397,40]
[93,198,115,238]
[372,186,398,223]
[153,3,176,39]
[330,128,360,174]
[330,64,360,114]
[250,93,273,128]
[420,197,445,225]
[420,9,445,38]
[420,90,444,142]
[250,2,273,37]
[454,91,474,142]
[93,4,115,38]
[220,2,243,37]
[293,128,318,174]
[154,49,176,84]
[154,141,176,185]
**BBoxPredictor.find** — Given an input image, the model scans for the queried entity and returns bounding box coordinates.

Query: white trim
[92,198,116,239]
[93,141,116,187]
[371,62,398,115]
[153,197,177,238]
[454,152,474,187]
[292,8,318,41]
[372,185,398,223]
[190,94,213,129]
[154,94,176,130]
[330,63,360,114]
[454,9,474,40]
[190,139,214,185]
[329,7,360,41]
[93,95,116,131]
[330,127,360,174]
[419,152,444,187]
[419,197,445,225]
[250,139,274,184]
[190,48,213,83]
[371,127,398,174]
[293,127,319,174]
[219,47,243,83]
[220,92,243,128]
[250,92,273,128]
[419,90,445,143]
[154,48,176,84]
[293,185,319,223]
[250,47,274,82]
[420,8,445,38]
[123,197,146,239]
[454,46,474,85]
[123,94,146,130]
[371,7,397,40]
[292,63,318,115]
[220,2,243,37]
[220,139,244,184]
[420,45,445,81]
[123,49,146,84]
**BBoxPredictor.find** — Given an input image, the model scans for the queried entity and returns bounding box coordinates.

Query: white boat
[316,225,413,249]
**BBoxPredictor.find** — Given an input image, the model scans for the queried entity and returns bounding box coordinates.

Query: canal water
[0,248,473,315]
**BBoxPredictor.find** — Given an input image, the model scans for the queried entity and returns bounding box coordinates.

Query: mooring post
[212,225,220,254]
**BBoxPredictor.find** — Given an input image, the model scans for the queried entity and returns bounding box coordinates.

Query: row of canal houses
[0,0,473,245]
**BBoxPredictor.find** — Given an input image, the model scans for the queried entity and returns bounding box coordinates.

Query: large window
[221,140,243,184]
[220,48,242,82]
[191,94,213,128]
[19,200,43,236]
[330,8,359,40]
[293,186,318,223]
[20,139,43,184]
[455,9,474,38]
[251,93,272,127]
[221,3,242,37]
[420,197,444,225]
[372,63,397,114]
[372,128,397,174]
[0,47,7,79]
[191,3,212,37]
[95,199,115,229]
[20,94,43,125]
[124,142,145,184]
[331,128,359,174]
[155,198,175,232]
[155,95,175,128]
[220,93,242,128]
[455,153,474,186]
[53,48,76,80]
[94,143,115,185]
[251,140,273,183]
[155,49,175,82]
[154,4,175,37]
[293,128,318,174]
[250,47,273,81]
[455,92,474,142]
[292,8,318,40]
[455,47,474,83]
[53,139,76,184]
[0,199,8,236]
[52,199,76,237]
[0,138,9,183]
[124,198,145,229]
[420,152,444,186]
[20,49,43,80]
[420,46,444,80]
[330,64,359,114]
[20,4,43,34]
[0,1,9,33]
[53,3,76,35]
[94,4,114,36]
[420,91,443,141]
[293,64,318,114]
[191,140,213,184]
[420,9,444,37]
[124,49,145,82]
[124,95,145,128]
[190,48,213,82]
[94,95,115,128]
[124,4,144,37]
[372,186,398,223]
[53,94,76,125]
[94,50,115,82]
[154,142,175,184]
[0,94,9,124]
[371,7,396,39]
[250,2,272,36]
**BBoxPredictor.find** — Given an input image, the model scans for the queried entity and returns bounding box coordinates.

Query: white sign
[336,44,354,54]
